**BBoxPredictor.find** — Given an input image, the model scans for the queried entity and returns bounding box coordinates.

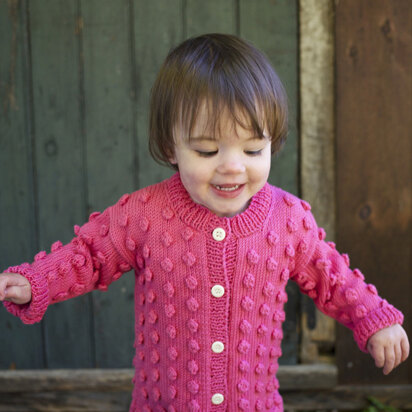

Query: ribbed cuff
[3,264,49,324]
[353,304,404,352]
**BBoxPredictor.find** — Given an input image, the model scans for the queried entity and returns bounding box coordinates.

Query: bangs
[149,34,288,168]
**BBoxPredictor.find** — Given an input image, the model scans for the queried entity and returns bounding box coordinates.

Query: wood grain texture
[81,0,136,368]
[0,0,44,369]
[335,0,411,384]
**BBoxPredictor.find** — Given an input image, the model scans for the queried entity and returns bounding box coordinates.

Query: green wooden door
[0,0,299,369]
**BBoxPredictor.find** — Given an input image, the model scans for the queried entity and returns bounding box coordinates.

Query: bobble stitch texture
[51,241,63,252]
[266,257,278,272]
[267,230,279,246]
[237,379,250,392]
[165,304,175,318]
[186,297,199,312]
[241,296,254,311]
[161,231,173,247]
[239,319,252,334]
[263,281,275,297]
[247,249,260,264]
[243,273,255,288]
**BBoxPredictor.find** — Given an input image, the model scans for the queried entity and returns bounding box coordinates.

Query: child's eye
[245,149,263,156]
[196,150,218,157]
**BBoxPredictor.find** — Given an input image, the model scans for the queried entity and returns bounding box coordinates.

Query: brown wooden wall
[335,0,411,384]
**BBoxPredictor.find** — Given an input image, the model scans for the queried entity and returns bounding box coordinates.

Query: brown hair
[149,33,288,169]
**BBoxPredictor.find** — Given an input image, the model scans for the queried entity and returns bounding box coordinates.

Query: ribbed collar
[166,173,272,237]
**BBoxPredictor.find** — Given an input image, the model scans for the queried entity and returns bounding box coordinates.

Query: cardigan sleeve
[2,195,134,325]
[290,205,404,353]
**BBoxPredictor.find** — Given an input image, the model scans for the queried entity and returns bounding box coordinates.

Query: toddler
[0,33,409,412]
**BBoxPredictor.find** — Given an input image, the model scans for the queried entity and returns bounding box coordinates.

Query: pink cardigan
[4,173,403,411]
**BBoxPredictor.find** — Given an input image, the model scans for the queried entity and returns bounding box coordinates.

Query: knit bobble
[257,324,268,336]
[187,318,199,334]
[270,346,282,358]
[119,262,131,272]
[119,193,130,206]
[255,399,264,410]
[287,218,298,233]
[143,244,150,259]
[255,381,264,393]
[182,227,194,241]
[239,319,252,334]
[148,310,158,324]
[285,244,295,258]
[268,363,279,375]
[126,237,136,251]
[137,332,144,345]
[182,252,196,267]
[139,369,147,382]
[283,193,297,206]
[187,380,199,394]
[167,367,177,381]
[297,239,308,254]
[138,313,145,326]
[150,349,160,364]
[100,224,109,236]
[259,303,270,316]
[356,305,367,319]
[330,272,345,287]
[163,281,175,298]
[187,360,199,375]
[255,363,265,375]
[342,253,350,266]
[340,313,351,323]
[301,199,311,211]
[137,190,150,203]
[167,347,178,360]
[318,227,326,240]
[280,268,290,282]
[188,339,200,353]
[59,261,71,276]
[238,339,251,354]
[119,214,128,227]
[186,297,199,312]
[256,344,266,357]
[166,325,176,339]
[74,225,80,235]
[353,268,365,280]
[243,273,255,288]
[327,241,336,249]
[146,290,156,303]
[247,249,259,264]
[51,240,63,252]
[185,275,198,290]
[263,281,275,297]
[165,304,175,318]
[303,215,313,230]
[71,254,86,269]
[238,398,250,410]
[161,258,174,273]
[316,258,331,271]
[237,379,249,393]
[367,284,378,295]
[139,217,150,232]
[241,296,254,311]
[239,360,250,372]
[267,231,279,246]
[266,257,278,272]
[136,255,144,269]
[161,231,173,247]
[162,207,174,220]
[144,268,154,282]
[188,400,200,411]
[89,211,101,221]
[273,311,285,323]
[271,329,283,341]
[152,387,161,401]
[151,368,160,382]
[34,251,47,261]
[276,290,288,303]
[345,289,358,304]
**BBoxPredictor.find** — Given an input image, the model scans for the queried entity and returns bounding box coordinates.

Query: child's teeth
[216,185,239,191]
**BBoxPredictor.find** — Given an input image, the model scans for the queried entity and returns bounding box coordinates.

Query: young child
[0,33,409,412]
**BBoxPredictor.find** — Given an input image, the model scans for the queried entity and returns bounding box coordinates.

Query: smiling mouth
[213,184,242,192]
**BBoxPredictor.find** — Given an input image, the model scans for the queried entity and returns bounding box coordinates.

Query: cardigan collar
[167,172,272,237]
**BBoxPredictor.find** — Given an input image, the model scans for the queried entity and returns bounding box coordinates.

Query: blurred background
[0,0,410,410]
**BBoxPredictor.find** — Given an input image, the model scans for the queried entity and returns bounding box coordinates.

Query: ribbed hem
[167,173,272,236]
[3,264,49,324]
[353,304,404,352]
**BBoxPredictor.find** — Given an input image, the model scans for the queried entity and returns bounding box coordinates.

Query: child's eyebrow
[189,135,265,141]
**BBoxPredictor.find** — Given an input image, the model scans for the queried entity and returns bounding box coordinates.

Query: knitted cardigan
[4,173,404,412]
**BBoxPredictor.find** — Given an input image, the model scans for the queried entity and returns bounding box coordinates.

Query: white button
[212,227,226,241]
[211,393,224,405]
[211,341,225,353]
[211,284,225,298]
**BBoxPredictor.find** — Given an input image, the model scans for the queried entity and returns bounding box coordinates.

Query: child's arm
[367,324,410,375]
[288,198,408,373]
[1,195,135,324]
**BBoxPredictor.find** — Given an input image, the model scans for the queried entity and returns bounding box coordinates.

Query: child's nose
[217,154,246,174]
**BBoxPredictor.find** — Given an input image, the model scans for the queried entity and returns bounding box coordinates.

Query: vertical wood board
[0,0,44,369]
[335,0,411,384]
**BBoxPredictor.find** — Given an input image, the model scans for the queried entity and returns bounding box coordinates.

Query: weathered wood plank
[0,0,44,369]
[186,0,237,37]
[132,0,180,188]
[28,0,93,368]
[239,0,300,365]
[0,365,337,392]
[81,0,136,368]
[335,0,412,384]
[299,0,336,364]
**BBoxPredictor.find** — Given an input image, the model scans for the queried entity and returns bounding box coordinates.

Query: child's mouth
[214,184,240,192]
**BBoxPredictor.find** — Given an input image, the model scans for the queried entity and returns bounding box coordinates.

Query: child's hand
[0,273,32,305]
[367,324,410,375]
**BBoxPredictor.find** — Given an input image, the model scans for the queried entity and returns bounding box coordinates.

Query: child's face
[170,105,271,217]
